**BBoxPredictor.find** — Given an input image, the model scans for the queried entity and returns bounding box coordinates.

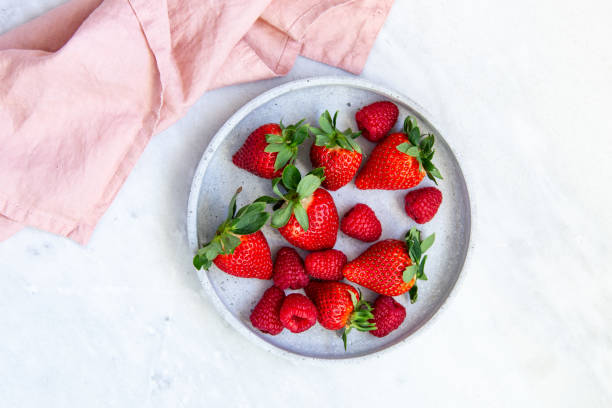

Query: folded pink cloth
[0,0,393,244]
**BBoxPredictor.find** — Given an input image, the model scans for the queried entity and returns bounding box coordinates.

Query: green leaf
[272,177,285,198]
[264,144,284,153]
[336,137,352,151]
[409,285,419,304]
[293,203,309,231]
[232,212,269,235]
[405,146,420,157]
[403,116,417,133]
[315,134,332,146]
[409,239,422,263]
[273,145,294,171]
[296,174,321,198]
[342,329,348,351]
[396,142,411,154]
[226,188,241,220]
[293,126,309,146]
[346,136,362,154]
[271,202,294,228]
[332,111,338,127]
[254,195,277,204]
[282,165,301,190]
[318,113,333,134]
[403,265,418,283]
[409,127,421,146]
[265,134,283,144]
[420,233,435,253]
[309,126,325,136]
[348,290,359,306]
[220,233,241,254]
[308,167,326,179]
[193,254,204,270]
[417,255,428,280]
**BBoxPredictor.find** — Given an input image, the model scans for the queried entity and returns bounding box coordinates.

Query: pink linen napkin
[0,0,394,244]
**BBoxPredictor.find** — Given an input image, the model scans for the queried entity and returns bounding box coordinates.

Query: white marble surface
[1,0,611,406]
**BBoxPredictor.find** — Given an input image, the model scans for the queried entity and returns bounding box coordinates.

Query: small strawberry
[272,247,310,290]
[369,295,406,337]
[355,116,442,190]
[309,110,362,191]
[193,188,272,279]
[304,249,347,281]
[260,165,338,251]
[232,120,309,179]
[279,293,317,333]
[340,203,382,242]
[404,187,442,224]
[355,101,399,142]
[343,228,435,302]
[305,281,376,349]
[250,286,285,335]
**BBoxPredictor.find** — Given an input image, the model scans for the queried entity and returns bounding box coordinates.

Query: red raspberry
[250,286,285,335]
[272,247,310,290]
[304,249,347,281]
[279,293,317,333]
[404,187,442,224]
[340,203,382,242]
[355,101,399,142]
[369,295,406,337]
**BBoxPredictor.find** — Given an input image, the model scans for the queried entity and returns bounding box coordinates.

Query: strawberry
[355,116,442,190]
[250,286,285,335]
[272,247,310,290]
[340,203,382,242]
[193,187,272,279]
[404,187,443,224]
[343,228,435,302]
[369,295,406,337]
[355,101,399,142]
[279,293,317,333]
[305,281,376,349]
[309,110,362,191]
[260,165,338,251]
[304,249,347,281]
[232,121,309,179]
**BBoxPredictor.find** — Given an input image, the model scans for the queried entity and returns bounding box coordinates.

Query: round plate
[187,77,471,361]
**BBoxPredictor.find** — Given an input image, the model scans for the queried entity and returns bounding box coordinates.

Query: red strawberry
[309,110,362,191]
[369,295,406,337]
[355,116,442,190]
[304,249,347,281]
[404,187,442,224]
[232,121,309,179]
[340,203,382,242]
[305,281,376,349]
[343,228,435,303]
[193,188,272,279]
[250,286,285,335]
[355,101,399,142]
[279,293,317,333]
[266,165,338,251]
[272,247,310,289]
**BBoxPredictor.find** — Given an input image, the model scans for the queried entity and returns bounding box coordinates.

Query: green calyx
[310,110,362,154]
[257,165,325,232]
[192,187,270,270]
[264,119,311,171]
[395,116,443,184]
[341,290,377,351]
[402,227,436,304]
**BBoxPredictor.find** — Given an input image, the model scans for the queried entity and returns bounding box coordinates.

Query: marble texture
[1,0,611,407]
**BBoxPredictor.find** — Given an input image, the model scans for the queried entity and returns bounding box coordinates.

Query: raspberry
[305,249,347,281]
[355,101,399,142]
[272,247,309,289]
[279,293,317,333]
[404,187,442,224]
[369,295,406,337]
[340,203,382,242]
[250,286,285,335]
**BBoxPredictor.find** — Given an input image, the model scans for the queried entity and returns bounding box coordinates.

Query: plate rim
[186,76,473,363]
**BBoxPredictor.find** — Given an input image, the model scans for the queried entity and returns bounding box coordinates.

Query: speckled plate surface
[187,77,471,361]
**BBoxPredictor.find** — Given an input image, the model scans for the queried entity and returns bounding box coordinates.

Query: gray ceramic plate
[187,77,471,361]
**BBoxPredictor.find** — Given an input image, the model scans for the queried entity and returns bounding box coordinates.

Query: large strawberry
[309,110,362,191]
[304,281,376,349]
[355,116,442,190]
[232,120,309,179]
[193,188,273,279]
[260,165,338,251]
[343,228,435,303]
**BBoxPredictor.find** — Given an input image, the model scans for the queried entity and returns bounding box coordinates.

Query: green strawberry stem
[264,119,311,171]
[258,165,326,232]
[402,227,435,304]
[310,110,362,153]
[395,116,443,184]
[341,290,377,351]
[193,187,270,270]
